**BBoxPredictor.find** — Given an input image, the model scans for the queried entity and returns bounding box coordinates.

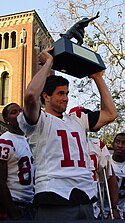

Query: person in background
[0,103,34,220]
[17,46,117,221]
[88,137,120,219]
[69,106,120,219]
[111,133,125,219]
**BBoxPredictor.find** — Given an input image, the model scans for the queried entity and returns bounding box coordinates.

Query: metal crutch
[97,174,105,219]
[103,167,114,220]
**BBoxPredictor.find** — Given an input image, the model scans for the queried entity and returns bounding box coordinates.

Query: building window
[0,72,9,105]
[4,32,9,49]
[0,31,17,49]
[11,31,16,48]
[39,41,42,52]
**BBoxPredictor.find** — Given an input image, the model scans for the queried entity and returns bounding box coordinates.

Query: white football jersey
[111,158,125,212]
[88,138,111,179]
[0,131,34,203]
[18,111,96,200]
[87,138,111,218]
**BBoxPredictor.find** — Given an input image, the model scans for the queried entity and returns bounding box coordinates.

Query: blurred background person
[111,133,125,219]
[0,103,34,220]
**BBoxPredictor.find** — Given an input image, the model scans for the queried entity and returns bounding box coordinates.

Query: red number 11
[57,130,86,168]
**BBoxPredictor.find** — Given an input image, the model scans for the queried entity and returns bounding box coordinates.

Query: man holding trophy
[17,41,118,220]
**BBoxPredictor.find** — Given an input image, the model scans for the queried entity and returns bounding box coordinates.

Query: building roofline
[0,9,36,18]
[0,9,52,39]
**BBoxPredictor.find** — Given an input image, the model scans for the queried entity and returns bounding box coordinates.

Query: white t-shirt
[0,131,34,203]
[18,111,95,200]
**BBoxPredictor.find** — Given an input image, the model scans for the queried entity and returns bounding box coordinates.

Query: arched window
[0,72,9,105]
[4,33,9,49]
[11,31,16,48]
[39,41,42,52]
[0,34,2,50]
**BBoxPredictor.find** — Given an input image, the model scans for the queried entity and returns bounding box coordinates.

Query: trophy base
[52,37,106,78]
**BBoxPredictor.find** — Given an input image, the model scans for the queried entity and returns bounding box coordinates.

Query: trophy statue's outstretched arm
[85,11,100,24]
[60,11,100,46]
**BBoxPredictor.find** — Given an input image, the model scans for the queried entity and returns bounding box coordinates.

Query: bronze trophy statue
[43,11,106,78]
[60,12,100,46]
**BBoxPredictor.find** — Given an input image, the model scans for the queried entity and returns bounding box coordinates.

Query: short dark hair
[40,75,69,104]
[113,132,125,142]
[2,103,17,121]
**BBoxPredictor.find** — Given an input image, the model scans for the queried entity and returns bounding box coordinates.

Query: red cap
[69,106,86,118]
[69,106,85,114]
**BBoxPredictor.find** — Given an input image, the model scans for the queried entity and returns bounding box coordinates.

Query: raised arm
[86,11,100,24]
[24,46,53,124]
[90,71,118,130]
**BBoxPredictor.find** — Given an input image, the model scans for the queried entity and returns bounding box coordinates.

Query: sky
[0,0,50,29]
[0,0,48,15]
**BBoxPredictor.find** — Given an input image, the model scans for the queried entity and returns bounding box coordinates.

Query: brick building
[0,10,53,133]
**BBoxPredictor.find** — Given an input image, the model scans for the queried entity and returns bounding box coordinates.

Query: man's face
[113,135,125,161]
[46,85,69,115]
[6,104,22,127]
